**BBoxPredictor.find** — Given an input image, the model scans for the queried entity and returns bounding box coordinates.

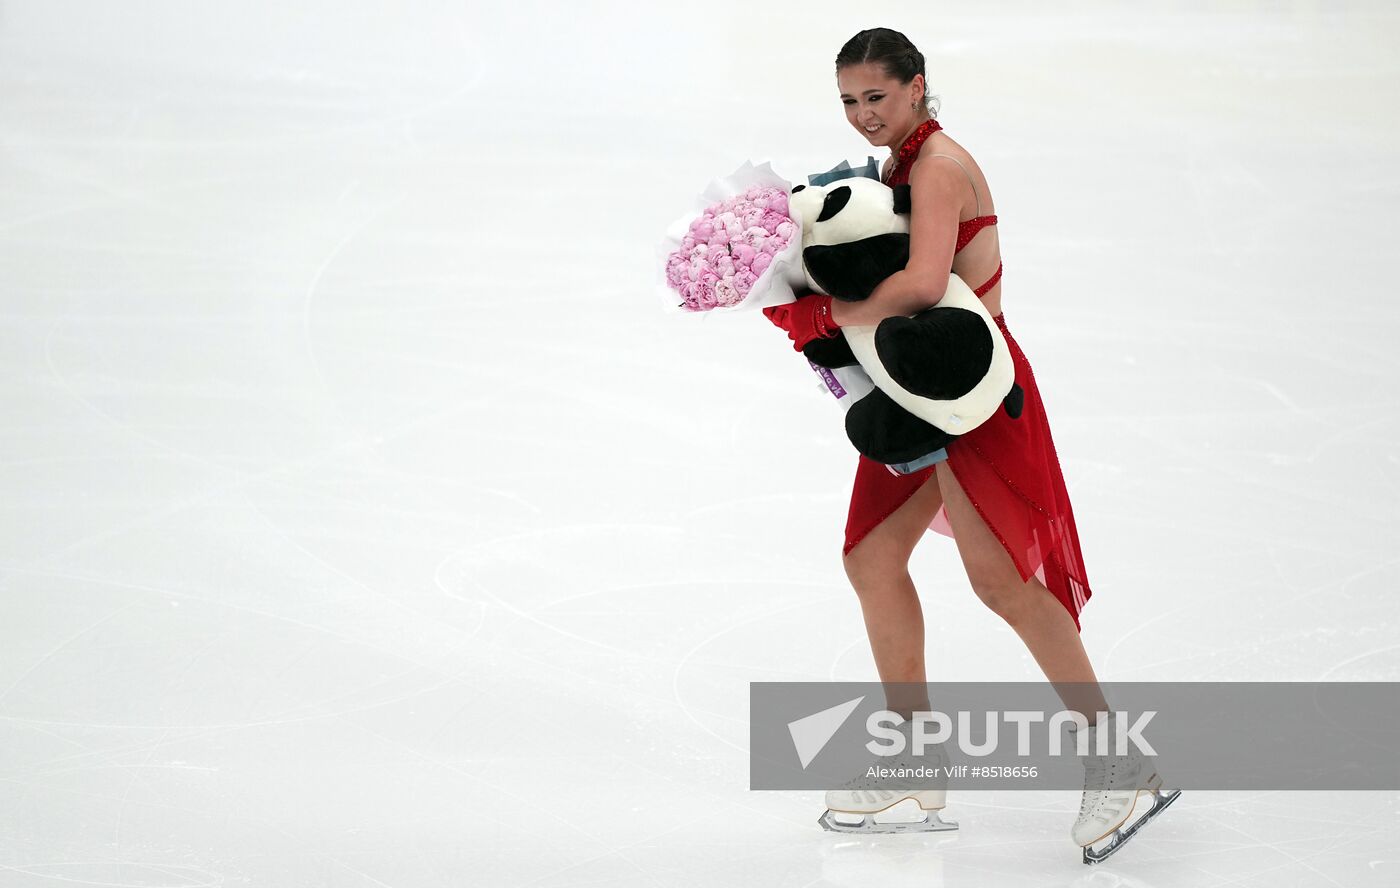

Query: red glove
[762,293,841,352]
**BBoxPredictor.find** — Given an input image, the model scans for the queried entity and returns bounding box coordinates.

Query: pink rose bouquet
[656,160,807,315]
[665,186,796,311]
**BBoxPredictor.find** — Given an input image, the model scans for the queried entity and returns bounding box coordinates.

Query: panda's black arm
[845,387,955,464]
[802,331,859,369]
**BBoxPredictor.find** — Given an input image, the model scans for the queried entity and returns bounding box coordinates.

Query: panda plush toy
[787,176,1024,466]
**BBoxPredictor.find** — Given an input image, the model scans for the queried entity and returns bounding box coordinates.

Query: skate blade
[819,807,959,835]
[1082,788,1181,865]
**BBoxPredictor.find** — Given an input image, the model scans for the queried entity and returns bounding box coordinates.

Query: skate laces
[1079,753,1112,818]
[1080,746,1147,819]
[1077,715,1134,819]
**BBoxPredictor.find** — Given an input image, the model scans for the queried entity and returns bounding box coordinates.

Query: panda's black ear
[792,184,806,193]
[892,184,912,215]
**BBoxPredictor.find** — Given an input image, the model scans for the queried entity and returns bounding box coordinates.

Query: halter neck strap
[885,118,943,185]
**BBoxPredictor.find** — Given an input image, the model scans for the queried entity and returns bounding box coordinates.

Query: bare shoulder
[912,136,995,214]
[907,151,964,196]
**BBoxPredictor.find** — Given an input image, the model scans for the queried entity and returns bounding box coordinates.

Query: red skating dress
[844,118,1093,630]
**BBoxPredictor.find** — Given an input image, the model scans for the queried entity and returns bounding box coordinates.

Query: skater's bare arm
[829,160,960,326]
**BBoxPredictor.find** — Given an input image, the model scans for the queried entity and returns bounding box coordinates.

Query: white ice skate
[818,736,958,835]
[1071,713,1181,864]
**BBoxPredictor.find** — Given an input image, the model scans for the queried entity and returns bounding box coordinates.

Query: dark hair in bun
[836,28,941,118]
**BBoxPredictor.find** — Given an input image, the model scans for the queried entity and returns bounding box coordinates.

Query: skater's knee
[843,536,912,594]
[969,576,1032,625]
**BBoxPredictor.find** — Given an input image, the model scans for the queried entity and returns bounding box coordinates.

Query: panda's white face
[790,178,910,294]
[791,178,908,249]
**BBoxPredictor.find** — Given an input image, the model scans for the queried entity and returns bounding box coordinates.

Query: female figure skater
[763,28,1178,863]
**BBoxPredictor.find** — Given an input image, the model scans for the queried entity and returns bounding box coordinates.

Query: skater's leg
[841,471,944,719]
[825,473,958,833]
[934,462,1109,719]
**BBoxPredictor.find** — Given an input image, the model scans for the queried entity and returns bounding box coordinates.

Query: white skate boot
[1071,712,1181,864]
[818,731,957,835]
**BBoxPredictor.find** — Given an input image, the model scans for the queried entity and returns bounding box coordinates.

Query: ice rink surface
[1,0,1397,884]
